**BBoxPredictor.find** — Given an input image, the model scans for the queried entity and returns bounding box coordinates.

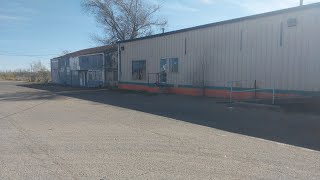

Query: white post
[300,0,303,6]
[117,44,121,83]
[229,83,233,103]
[102,53,105,86]
[272,88,275,105]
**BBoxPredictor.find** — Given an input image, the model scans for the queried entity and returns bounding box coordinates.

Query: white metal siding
[120,8,320,92]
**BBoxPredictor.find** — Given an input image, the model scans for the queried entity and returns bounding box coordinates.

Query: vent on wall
[287,18,297,27]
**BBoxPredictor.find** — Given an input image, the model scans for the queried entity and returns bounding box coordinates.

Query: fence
[227,80,275,104]
[147,73,160,85]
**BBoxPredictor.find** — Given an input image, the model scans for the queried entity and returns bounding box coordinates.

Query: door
[160,59,167,83]
[104,52,118,86]
[79,71,87,87]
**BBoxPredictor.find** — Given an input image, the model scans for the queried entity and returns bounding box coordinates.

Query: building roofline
[119,2,320,43]
[52,44,117,60]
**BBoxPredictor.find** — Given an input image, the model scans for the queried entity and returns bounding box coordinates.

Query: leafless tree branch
[82,0,167,44]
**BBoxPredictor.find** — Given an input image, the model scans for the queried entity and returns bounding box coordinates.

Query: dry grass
[0,71,51,83]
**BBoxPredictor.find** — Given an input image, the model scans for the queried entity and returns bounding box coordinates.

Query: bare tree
[82,0,167,44]
[29,61,50,83]
[61,50,71,56]
[30,61,48,73]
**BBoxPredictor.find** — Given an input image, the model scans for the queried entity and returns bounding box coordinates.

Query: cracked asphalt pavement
[0,81,319,179]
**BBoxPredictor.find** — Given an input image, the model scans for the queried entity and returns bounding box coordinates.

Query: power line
[0,52,58,57]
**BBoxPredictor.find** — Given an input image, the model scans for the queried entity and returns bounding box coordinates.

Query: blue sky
[0,0,319,71]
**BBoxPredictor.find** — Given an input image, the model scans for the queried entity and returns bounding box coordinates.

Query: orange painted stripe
[168,88,202,96]
[118,84,300,100]
[118,84,160,93]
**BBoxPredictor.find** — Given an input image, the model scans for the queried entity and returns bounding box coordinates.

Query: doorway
[79,71,87,87]
[160,59,167,83]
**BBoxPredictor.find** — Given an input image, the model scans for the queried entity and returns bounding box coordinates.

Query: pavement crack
[0,100,52,120]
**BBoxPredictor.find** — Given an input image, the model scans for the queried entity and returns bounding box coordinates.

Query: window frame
[160,58,179,73]
[169,58,179,73]
[132,60,147,81]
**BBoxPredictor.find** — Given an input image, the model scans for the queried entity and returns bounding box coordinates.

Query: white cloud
[199,0,215,5]
[0,14,29,21]
[228,0,320,14]
[0,1,36,22]
[304,0,320,4]
[0,1,36,14]
[165,2,199,12]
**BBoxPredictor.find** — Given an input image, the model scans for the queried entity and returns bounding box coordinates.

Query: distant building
[51,45,117,87]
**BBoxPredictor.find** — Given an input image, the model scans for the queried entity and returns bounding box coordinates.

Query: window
[79,54,103,70]
[132,60,146,80]
[160,58,179,73]
[169,58,179,73]
[88,72,94,81]
[287,18,297,27]
[159,58,179,83]
[95,71,102,81]
[66,67,71,75]
[160,59,168,83]
[88,71,102,81]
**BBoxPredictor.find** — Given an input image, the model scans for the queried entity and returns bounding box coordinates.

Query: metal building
[51,45,118,87]
[117,3,320,98]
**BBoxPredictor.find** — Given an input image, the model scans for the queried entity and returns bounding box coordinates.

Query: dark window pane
[160,59,167,83]
[132,60,146,80]
[169,58,179,73]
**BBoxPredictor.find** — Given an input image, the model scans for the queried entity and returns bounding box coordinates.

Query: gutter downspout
[50,59,53,83]
[117,43,121,84]
[102,53,106,87]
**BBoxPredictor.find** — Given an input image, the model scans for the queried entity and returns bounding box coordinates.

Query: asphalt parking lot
[0,81,319,179]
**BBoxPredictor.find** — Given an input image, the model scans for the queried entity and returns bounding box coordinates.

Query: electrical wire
[0,53,58,57]
[0,50,59,57]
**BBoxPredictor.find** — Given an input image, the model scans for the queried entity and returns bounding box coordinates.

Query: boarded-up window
[51,60,59,69]
[79,54,103,70]
[66,67,71,75]
[95,71,102,81]
[88,70,102,81]
[132,60,146,80]
[88,72,94,81]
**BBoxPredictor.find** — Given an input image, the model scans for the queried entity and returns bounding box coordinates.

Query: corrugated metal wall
[79,54,104,71]
[105,51,118,85]
[58,57,71,85]
[51,59,59,84]
[119,7,320,92]
[51,51,118,87]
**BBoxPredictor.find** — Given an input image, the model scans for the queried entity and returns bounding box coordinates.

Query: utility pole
[300,0,303,6]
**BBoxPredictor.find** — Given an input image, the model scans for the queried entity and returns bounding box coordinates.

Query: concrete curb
[55,88,110,94]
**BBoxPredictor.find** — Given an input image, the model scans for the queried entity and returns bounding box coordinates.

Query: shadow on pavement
[19,83,320,151]
[0,91,58,101]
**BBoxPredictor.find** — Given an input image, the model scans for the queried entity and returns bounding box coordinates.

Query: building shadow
[19,84,320,151]
[0,91,58,102]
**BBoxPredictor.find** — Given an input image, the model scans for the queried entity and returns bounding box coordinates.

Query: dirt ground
[1,81,319,179]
